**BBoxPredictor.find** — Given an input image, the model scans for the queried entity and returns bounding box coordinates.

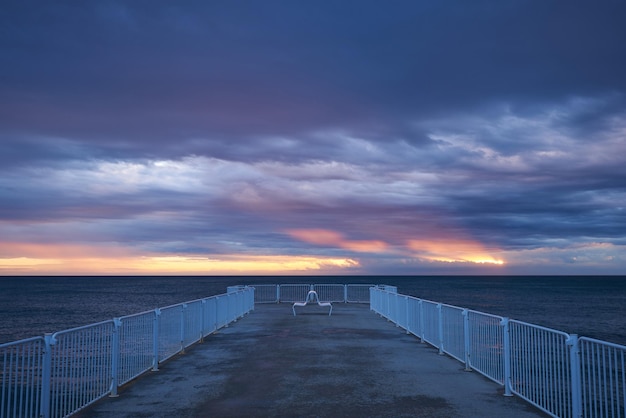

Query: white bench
[292,290,332,316]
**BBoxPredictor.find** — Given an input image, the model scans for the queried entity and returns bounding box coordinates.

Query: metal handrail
[370,287,626,418]
[0,287,254,418]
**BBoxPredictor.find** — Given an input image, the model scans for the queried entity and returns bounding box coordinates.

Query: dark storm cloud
[2,0,626,161]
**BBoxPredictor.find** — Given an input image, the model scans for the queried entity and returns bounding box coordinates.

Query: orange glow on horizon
[407,239,504,265]
[287,229,389,253]
[286,229,504,266]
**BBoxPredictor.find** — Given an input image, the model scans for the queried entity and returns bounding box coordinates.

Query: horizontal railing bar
[0,336,44,348]
[509,319,571,337]
[157,293,230,311]
[578,336,625,349]
[465,309,503,320]
[51,319,116,337]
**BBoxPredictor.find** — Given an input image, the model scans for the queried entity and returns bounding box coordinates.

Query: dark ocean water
[1,275,625,346]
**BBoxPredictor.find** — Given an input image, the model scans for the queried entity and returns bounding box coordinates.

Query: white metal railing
[422,300,440,348]
[346,284,373,303]
[118,311,153,385]
[579,337,626,418]
[251,284,375,304]
[508,320,573,417]
[0,337,46,418]
[249,284,280,303]
[468,310,505,383]
[276,284,311,303]
[50,320,115,418]
[312,284,345,303]
[370,287,626,418]
[0,287,254,418]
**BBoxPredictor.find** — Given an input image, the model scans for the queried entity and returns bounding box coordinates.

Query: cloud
[3,2,626,151]
[1,2,626,274]
[287,229,389,254]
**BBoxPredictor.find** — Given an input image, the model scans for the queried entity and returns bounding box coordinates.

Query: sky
[1,1,625,276]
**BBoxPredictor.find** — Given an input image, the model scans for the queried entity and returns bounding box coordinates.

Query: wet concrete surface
[75,304,549,417]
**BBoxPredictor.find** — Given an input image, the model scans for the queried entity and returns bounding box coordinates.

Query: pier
[74,303,546,418]
[3,284,625,418]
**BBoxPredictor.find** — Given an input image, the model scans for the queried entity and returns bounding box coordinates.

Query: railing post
[233,292,239,320]
[373,288,378,312]
[276,284,281,303]
[462,309,471,371]
[216,295,222,328]
[226,294,232,326]
[344,285,348,303]
[200,299,207,342]
[40,333,54,418]
[110,318,121,397]
[405,296,410,334]
[437,303,444,355]
[500,317,513,396]
[152,308,160,371]
[418,300,425,343]
[208,298,214,335]
[567,334,582,418]
[180,304,187,353]
[392,294,398,324]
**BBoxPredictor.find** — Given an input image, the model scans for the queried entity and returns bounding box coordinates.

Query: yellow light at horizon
[471,259,505,265]
[137,255,359,273]
[427,257,505,265]
[0,251,360,275]
[0,257,62,267]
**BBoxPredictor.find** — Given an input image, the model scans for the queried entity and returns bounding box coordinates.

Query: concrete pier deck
[76,304,548,418]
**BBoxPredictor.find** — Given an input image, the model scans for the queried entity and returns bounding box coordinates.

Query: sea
[1,275,625,347]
